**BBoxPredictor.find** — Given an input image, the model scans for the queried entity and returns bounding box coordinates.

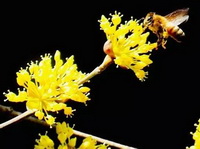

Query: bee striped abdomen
[167,25,185,42]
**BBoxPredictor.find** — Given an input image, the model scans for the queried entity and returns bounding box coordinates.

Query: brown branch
[78,55,113,85]
[0,104,49,127]
[0,104,137,149]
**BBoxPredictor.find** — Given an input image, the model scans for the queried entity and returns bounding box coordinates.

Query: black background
[0,1,200,149]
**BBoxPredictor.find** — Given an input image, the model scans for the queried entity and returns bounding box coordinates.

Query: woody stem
[0,107,36,129]
[0,104,137,149]
[78,55,113,85]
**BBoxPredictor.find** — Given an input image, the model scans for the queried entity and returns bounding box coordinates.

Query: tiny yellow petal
[111,12,122,25]
[68,137,77,147]
[58,145,68,149]
[64,107,74,116]
[5,92,15,101]
[79,137,96,149]
[99,15,110,30]
[58,133,67,144]
[79,87,90,92]
[16,69,31,86]
[45,115,55,126]
[135,70,148,81]
[35,111,44,120]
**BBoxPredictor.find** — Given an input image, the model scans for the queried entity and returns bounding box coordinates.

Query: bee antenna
[138,17,144,23]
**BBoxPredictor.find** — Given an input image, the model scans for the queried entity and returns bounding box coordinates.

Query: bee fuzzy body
[143,8,189,49]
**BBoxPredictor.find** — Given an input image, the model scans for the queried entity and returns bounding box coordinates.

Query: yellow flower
[187,119,200,149]
[35,122,76,149]
[58,145,68,149]
[4,50,90,125]
[99,11,157,81]
[56,122,74,144]
[35,122,109,149]
[79,136,97,149]
[34,134,54,149]
[79,136,109,149]
[55,122,77,149]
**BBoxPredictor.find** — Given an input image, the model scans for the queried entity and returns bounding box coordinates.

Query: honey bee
[143,8,189,49]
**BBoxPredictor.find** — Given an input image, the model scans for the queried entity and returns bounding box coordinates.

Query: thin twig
[78,55,113,85]
[74,129,137,149]
[0,104,137,149]
[0,106,35,129]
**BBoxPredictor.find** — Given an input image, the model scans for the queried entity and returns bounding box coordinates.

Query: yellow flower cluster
[79,137,109,149]
[35,122,109,149]
[35,134,54,149]
[4,50,90,125]
[99,11,157,81]
[56,122,76,149]
[187,119,200,149]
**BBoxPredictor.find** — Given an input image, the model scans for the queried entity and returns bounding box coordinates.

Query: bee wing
[165,8,189,26]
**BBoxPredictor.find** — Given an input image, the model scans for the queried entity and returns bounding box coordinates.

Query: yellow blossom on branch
[35,134,54,149]
[187,119,200,149]
[56,122,74,145]
[56,122,76,149]
[34,122,109,149]
[79,136,97,149]
[4,50,90,125]
[99,11,157,81]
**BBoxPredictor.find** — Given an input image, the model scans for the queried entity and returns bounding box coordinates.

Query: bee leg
[161,38,168,49]
[156,33,163,49]
[161,31,169,49]
[156,27,167,49]
[156,37,162,49]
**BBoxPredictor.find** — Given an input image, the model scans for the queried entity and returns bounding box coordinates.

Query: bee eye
[147,16,153,22]
[143,12,154,27]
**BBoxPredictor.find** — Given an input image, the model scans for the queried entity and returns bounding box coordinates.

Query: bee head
[143,12,155,28]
